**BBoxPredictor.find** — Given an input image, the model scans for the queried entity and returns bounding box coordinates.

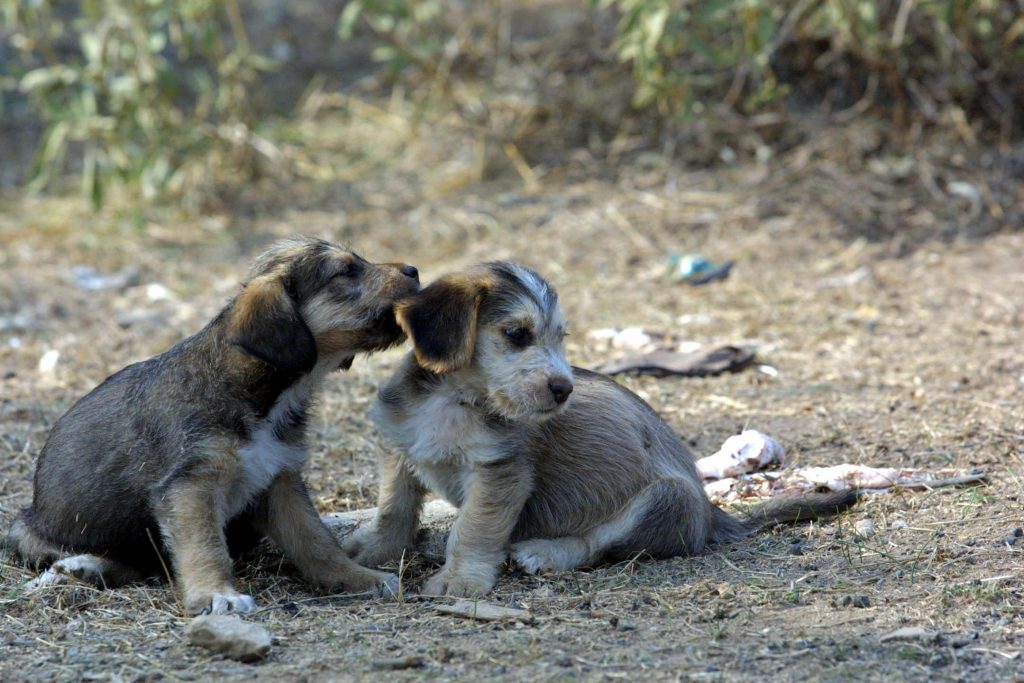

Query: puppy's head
[228,237,419,374]
[396,262,573,422]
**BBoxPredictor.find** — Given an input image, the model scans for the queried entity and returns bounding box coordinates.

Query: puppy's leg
[260,470,400,598]
[342,451,425,566]
[512,477,711,573]
[160,480,255,615]
[423,460,530,597]
[26,554,143,591]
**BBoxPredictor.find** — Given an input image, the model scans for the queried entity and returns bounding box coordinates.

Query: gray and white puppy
[344,262,856,597]
[8,238,420,614]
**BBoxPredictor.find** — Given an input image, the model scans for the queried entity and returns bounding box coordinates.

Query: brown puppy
[7,238,420,614]
[344,262,856,597]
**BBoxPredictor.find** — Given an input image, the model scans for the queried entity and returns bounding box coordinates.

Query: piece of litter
[586,327,660,352]
[667,254,733,285]
[703,468,985,505]
[38,349,60,374]
[880,626,935,643]
[146,283,171,301]
[186,614,271,662]
[595,344,755,377]
[793,465,987,492]
[696,430,785,480]
[70,265,140,291]
[435,600,531,622]
[371,655,426,670]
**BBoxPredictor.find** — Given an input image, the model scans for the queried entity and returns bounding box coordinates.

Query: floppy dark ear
[395,276,485,373]
[228,274,317,374]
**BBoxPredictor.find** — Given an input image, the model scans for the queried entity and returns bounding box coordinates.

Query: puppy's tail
[711,489,860,543]
[5,509,63,569]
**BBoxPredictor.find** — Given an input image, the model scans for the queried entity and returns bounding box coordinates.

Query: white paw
[25,555,105,591]
[511,539,585,574]
[206,593,257,615]
[422,568,495,598]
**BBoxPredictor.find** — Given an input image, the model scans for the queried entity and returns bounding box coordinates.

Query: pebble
[610,617,637,631]
[186,614,271,662]
[854,519,876,538]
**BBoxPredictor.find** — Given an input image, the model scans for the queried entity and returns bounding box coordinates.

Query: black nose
[401,265,419,281]
[548,378,573,404]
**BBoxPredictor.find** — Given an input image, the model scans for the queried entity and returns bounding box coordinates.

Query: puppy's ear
[395,276,486,373]
[228,274,317,374]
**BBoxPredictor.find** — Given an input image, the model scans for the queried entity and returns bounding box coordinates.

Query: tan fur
[257,471,394,594]
[158,474,242,614]
[227,272,289,338]
[394,272,494,373]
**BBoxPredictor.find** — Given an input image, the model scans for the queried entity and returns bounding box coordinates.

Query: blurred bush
[3,0,1022,207]
[2,0,274,208]
[598,0,1023,134]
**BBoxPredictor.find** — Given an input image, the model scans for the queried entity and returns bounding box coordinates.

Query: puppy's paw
[341,525,410,567]
[186,590,257,616]
[422,569,494,598]
[511,538,588,574]
[25,555,107,591]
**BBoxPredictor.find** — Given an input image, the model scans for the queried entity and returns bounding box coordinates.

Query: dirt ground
[0,105,1022,682]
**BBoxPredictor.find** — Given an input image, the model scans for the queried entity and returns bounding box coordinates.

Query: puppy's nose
[548,378,573,404]
[401,265,419,281]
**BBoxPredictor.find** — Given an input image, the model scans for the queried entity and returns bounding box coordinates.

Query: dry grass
[1,101,1022,681]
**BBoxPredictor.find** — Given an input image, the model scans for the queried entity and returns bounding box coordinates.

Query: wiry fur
[345,262,858,597]
[7,237,419,614]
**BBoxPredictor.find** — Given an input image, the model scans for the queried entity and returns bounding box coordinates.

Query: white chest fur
[229,362,334,518]
[371,384,509,506]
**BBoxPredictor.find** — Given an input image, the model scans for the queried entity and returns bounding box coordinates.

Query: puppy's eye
[335,262,360,278]
[504,327,533,348]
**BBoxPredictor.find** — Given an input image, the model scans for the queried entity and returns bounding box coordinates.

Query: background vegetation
[2,0,1022,208]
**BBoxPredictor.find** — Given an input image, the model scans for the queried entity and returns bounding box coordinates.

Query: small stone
[851,595,871,609]
[854,519,876,538]
[1013,527,1022,538]
[610,617,637,631]
[617,621,638,632]
[891,520,909,530]
[787,543,805,556]
[186,615,271,662]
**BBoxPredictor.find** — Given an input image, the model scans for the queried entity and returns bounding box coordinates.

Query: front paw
[342,525,412,567]
[422,567,496,598]
[185,590,257,616]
